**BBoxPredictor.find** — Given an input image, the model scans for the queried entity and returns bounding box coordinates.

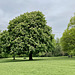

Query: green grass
[0,57,75,75]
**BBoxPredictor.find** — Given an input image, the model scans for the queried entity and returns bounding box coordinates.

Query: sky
[0,0,75,38]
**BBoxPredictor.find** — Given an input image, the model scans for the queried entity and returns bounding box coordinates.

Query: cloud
[0,9,4,16]
[0,0,75,38]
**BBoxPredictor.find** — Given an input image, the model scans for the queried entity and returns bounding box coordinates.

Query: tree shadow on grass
[0,58,47,63]
[0,56,75,63]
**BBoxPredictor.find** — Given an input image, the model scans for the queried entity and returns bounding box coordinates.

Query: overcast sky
[0,0,75,38]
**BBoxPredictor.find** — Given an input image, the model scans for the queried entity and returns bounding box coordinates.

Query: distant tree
[0,30,10,58]
[61,28,75,57]
[51,38,56,56]
[53,38,62,56]
[7,11,54,60]
[61,14,75,57]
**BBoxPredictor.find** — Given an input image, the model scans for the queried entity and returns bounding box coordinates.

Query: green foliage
[0,11,53,59]
[0,30,10,58]
[55,38,63,56]
[61,28,75,55]
[52,38,63,56]
[67,14,75,29]
[61,14,75,56]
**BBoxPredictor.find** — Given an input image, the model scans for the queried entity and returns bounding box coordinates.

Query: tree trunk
[29,51,33,60]
[13,56,15,60]
[71,55,72,58]
[13,54,15,60]
[68,55,70,58]
[68,55,72,58]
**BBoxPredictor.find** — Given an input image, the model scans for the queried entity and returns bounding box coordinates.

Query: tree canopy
[67,15,75,29]
[61,14,75,56]
[0,11,54,60]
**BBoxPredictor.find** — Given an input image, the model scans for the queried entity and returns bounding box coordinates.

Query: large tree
[61,14,75,57]
[7,11,53,60]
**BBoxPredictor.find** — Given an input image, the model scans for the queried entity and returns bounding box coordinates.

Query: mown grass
[0,56,75,75]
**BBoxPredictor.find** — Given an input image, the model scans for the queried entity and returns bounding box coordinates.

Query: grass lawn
[0,56,75,75]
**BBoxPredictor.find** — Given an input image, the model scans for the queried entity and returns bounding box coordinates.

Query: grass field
[0,57,75,75]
